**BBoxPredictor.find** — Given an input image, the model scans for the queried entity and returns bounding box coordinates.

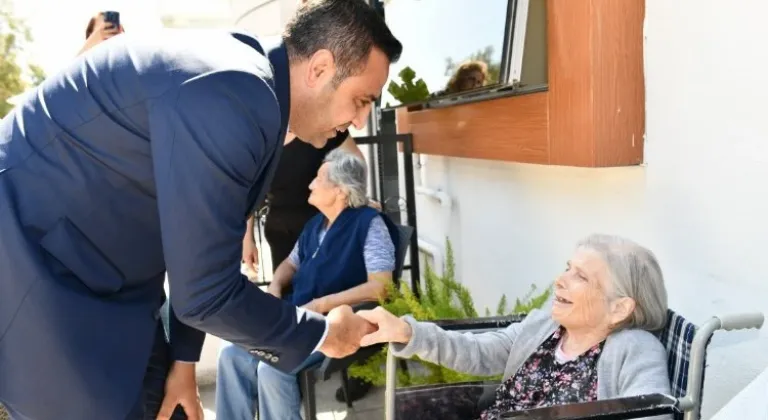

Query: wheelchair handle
[716,312,764,331]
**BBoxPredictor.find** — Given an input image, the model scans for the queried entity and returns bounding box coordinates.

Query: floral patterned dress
[478,327,605,420]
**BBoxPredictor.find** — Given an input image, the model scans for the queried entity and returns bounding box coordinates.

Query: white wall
[414,0,768,417]
[230,0,298,37]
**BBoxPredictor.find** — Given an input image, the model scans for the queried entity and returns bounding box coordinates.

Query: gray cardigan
[391,306,673,420]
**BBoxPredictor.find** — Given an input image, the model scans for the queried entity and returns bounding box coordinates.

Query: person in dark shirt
[242,129,363,275]
[219,149,395,419]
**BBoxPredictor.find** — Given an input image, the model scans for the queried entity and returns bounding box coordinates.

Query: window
[379,0,547,109]
[508,0,548,88]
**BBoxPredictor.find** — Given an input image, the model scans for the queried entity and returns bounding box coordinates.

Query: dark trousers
[263,207,318,271]
[125,324,188,420]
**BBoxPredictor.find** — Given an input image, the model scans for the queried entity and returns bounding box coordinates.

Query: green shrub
[348,239,551,387]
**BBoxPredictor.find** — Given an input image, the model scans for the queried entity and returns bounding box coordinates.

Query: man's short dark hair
[283,0,402,85]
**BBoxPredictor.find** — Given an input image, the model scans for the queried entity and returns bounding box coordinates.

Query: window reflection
[381,0,509,108]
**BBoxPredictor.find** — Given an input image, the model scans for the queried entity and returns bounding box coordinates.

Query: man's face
[290,47,390,146]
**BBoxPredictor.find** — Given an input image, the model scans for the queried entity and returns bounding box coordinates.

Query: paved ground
[199,374,385,419]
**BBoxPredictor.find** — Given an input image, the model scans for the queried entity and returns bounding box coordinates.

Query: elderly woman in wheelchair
[360,234,673,420]
[215,149,400,420]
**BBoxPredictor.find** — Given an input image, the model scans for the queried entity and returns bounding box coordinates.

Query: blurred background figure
[444,60,488,94]
[78,11,125,55]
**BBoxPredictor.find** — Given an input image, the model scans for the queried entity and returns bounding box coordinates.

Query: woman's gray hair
[323,149,368,208]
[577,234,669,332]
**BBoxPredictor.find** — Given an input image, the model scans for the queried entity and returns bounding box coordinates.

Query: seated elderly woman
[215,149,399,420]
[359,234,672,420]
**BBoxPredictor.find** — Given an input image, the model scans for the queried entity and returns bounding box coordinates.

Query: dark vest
[289,206,400,307]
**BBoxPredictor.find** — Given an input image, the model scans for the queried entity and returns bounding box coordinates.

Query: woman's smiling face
[552,248,618,331]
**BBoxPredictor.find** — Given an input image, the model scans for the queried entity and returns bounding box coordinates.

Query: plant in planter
[0,403,9,420]
[349,239,551,387]
[386,66,431,107]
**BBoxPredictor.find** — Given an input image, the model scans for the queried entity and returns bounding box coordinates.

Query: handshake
[316,305,413,359]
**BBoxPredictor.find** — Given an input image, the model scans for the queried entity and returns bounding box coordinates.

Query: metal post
[378,109,402,225]
[401,134,420,298]
[385,348,398,420]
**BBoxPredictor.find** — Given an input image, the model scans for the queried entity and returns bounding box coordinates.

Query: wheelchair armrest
[499,393,679,419]
[434,314,527,332]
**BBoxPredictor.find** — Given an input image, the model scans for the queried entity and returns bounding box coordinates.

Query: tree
[444,45,501,85]
[0,2,45,117]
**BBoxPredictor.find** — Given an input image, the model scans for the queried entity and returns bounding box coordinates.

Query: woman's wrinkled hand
[357,307,412,346]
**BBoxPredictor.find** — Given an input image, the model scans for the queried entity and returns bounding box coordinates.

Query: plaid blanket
[657,309,701,420]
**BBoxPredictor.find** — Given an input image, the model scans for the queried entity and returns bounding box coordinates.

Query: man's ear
[305,49,336,88]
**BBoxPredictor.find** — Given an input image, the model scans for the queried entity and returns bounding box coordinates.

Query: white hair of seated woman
[322,149,369,208]
[576,234,668,332]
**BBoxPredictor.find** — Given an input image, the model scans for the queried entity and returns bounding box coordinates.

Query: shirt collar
[229,32,291,132]
[261,37,291,132]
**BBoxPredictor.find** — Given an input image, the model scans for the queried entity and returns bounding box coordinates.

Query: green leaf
[0,3,45,117]
[387,66,431,105]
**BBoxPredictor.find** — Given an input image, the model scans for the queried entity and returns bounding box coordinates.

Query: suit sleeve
[149,70,326,372]
[161,299,207,362]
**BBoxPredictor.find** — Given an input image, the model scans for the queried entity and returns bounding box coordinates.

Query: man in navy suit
[0,0,401,418]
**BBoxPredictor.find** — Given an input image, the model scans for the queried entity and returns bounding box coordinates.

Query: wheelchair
[379,310,764,420]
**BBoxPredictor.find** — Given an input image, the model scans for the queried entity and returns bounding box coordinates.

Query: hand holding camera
[80,11,124,55]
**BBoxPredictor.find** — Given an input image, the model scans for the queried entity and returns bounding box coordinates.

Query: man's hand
[156,362,203,420]
[357,307,413,347]
[368,199,382,211]
[242,236,259,278]
[318,305,377,359]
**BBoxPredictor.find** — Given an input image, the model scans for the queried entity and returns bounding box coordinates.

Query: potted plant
[386,66,431,134]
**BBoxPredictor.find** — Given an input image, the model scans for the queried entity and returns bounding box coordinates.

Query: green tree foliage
[348,239,552,387]
[0,2,45,117]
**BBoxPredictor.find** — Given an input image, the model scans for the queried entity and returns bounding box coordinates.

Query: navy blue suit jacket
[0,29,325,419]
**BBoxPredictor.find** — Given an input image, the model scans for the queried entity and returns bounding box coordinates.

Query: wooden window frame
[394,0,645,167]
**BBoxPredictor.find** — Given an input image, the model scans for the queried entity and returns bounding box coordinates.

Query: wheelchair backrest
[657,309,701,420]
